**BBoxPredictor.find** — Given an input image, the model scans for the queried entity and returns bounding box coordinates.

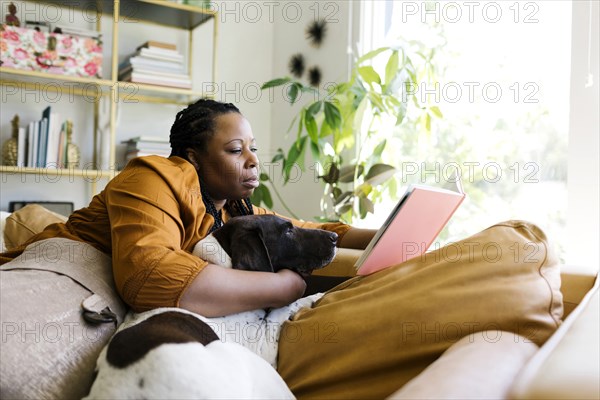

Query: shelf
[1,68,208,105]
[1,0,217,199]
[31,0,215,30]
[0,67,114,88]
[0,166,119,180]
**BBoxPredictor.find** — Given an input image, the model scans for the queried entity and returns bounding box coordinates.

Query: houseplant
[254,43,443,224]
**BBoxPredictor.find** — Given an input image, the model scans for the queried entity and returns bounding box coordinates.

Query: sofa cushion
[3,204,67,250]
[277,220,563,399]
[0,238,126,400]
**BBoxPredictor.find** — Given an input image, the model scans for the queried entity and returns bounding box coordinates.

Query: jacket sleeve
[251,205,352,245]
[105,157,210,312]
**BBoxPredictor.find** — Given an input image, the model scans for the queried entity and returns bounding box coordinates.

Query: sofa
[0,204,598,399]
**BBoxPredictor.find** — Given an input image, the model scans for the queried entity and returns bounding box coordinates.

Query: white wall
[268,1,352,220]
[567,0,600,269]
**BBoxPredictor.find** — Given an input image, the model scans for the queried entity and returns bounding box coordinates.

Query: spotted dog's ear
[231,228,274,272]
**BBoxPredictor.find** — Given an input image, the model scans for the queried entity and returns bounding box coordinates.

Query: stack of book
[123,136,171,163]
[118,41,191,89]
[15,106,74,168]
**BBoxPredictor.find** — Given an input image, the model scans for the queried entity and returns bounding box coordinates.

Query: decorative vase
[1,115,19,166]
[64,120,80,168]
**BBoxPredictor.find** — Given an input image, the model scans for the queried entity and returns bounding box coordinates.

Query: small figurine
[1,114,19,166]
[5,2,20,27]
[65,120,80,168]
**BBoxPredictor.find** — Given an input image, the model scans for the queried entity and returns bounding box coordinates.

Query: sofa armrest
[560,266,598,318]
[387,331,539,400]
[314,248,362,277]
[509,278,599,400]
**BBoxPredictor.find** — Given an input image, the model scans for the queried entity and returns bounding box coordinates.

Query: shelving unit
[0,0,217,196]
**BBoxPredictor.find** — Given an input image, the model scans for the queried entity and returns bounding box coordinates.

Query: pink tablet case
[356,186,465,275]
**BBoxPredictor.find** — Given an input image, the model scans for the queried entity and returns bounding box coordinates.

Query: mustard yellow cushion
[277,220,563,399]
[4,204,67,250]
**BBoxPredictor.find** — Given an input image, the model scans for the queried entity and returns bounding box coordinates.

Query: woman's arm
[179,265,307,317]
[338,227,378,250]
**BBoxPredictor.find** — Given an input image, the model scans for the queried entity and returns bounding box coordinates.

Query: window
[357,1,575,264]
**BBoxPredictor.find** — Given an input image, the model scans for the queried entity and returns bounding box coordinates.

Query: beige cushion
[388,331,538,399]
[4,204,67,250]
[0,238,126,400]
[277,220,563,399]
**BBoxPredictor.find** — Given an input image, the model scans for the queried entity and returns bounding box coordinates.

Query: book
[37,117,48,168]
[121,72,192,89]
[119,65,190,81]
[45,111,61,167]
[127,56,186,73]
[138,47,184,62]
[125,136,170,143]
[27,122,36,167]
[136,40,177,51]
[355,173,466,275]
[17,127,26,167]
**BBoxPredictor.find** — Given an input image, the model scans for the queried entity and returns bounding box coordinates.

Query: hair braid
[170,98,254,231]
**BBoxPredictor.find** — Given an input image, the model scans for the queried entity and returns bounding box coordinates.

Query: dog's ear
[231,229,274,272]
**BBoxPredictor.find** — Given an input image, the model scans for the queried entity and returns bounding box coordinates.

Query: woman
[0,98,375,316]
[0,99,562,399]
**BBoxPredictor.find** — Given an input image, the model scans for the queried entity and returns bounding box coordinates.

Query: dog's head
[211,214,338,273]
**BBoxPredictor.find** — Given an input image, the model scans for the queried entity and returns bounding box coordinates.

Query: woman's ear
[186,148,200,170]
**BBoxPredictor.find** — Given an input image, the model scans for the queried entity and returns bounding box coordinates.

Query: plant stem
[267,177,300,220]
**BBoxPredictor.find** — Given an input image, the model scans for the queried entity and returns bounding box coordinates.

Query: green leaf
[334,191,353,205]
[310,139,320,162]
[306,101,322,117]
[354,183,373,197]
[261,184,273,208]
[429,106,443,118]
[319,117,332,138]
[369,92,385,112]
[358,47,389,64]
[286,115,298,134]
[261,77,291,89]
[425,113,431,132]
[320,163,340,184]
[358,66,381,85]
[395,100,407,125]
[324,102,342,130]
[385,50,399,86]
[284,136,307,182]
[373,139,387,157]
[251,184,274,209]
[250,183,263,205]
[365,163,396,186]
[271,148,285,163]
[338,164,364,183]
[337,203,353,215]
[332,187,342,199]
[288,83,300,104]
[304,112,319,145]
[359,197,374,219]
[259,173,269,181]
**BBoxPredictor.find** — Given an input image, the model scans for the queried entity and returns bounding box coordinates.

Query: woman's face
[195,112,260,203]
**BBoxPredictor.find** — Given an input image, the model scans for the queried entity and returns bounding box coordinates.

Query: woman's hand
[274,269,307,306]
[179,264,307,318]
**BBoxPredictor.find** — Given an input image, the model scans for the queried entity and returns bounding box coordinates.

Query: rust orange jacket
[0,156,350,311]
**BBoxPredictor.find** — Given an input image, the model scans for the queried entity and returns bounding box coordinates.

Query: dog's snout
[329,232,338,243]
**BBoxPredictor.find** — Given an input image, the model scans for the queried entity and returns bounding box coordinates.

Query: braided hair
[170,98,254,232]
